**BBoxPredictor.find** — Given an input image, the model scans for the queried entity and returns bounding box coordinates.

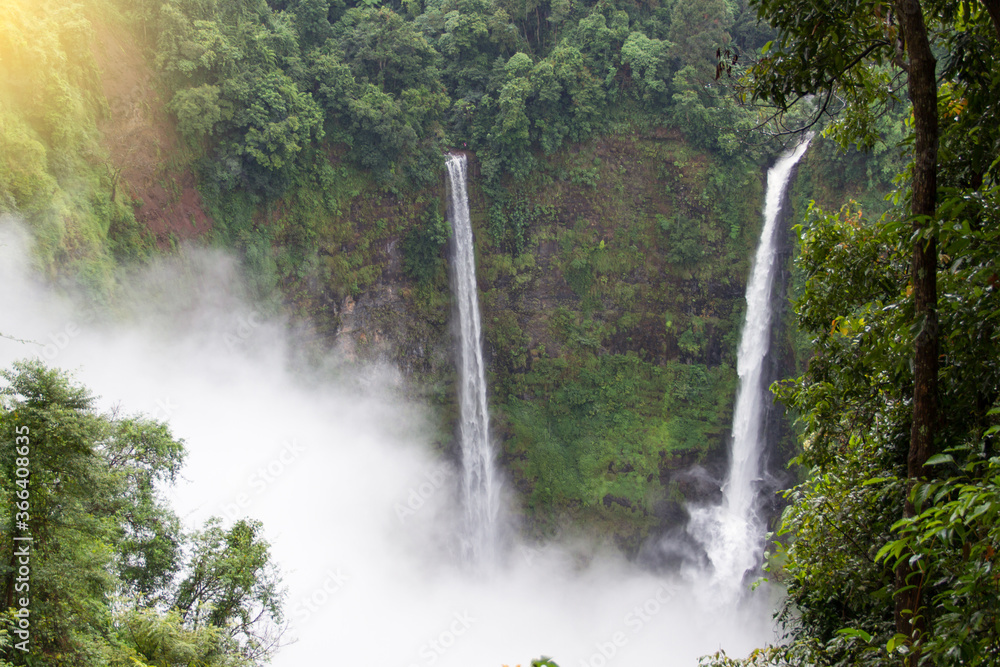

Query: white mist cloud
[0,219,778,667]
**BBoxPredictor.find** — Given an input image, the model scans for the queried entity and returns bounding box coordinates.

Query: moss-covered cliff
[227,131,782,551]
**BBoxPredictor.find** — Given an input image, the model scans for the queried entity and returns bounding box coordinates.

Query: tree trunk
[892,1,939,663]
[981,0,1000,40]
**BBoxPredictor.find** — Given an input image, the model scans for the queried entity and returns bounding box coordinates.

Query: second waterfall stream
[447,153,502,566]
[689,137,812,599]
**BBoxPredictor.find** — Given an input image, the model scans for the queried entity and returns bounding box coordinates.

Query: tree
[705,1,1000,664]
[168,84,223,141]
[173,518,285,665]
[334,7,443,96]
[1,361,121,664]
[420,0,516,98]
[290,0,341,50]
[115,607,229,667]
[619,31,671,105]
[668,0,731,78]
[156,0,323,195]
[1,362,285,666]
[104,414,186,601]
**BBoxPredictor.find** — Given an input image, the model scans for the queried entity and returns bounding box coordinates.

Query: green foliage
[746,0,909,147]
[156,0,325,195]
[738,170,1000,665]
[788,139,902,226]
[328,8,450,183]
[0,361,284,666]
[505,352,736,530]
[667,0,730,78]
[168,84,223,139]
[148,0,763,190]
[403,199,450,283]
[231,71,323,174]
[658,214,705,266]
[0,629,13,667]
[199,187,281,301]
[620,31,672,104]
[335,7,442,96]
[877,453,1000,665]
[106,201,157,265]
[0,0,119,291]
[1,361,123,665]
[767,436,905,665]
[671,64,751,155]
[174,518,284,665]
[128,0,778,337]
[346,84,420,178]
[488,198,556,254]
[116,607,227,667]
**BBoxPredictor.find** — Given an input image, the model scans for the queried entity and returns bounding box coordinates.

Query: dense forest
[2,0,999,664]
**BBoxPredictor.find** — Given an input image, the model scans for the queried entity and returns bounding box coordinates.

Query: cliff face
[90,15,212,248]
[270,134,774,551]
[478,138,764,549]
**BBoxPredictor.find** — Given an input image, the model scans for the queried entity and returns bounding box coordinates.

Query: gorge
[2,0,945,665]
[0,130,818,667]
[0,218,776,666]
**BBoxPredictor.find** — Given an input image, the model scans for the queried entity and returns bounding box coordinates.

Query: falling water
[690,136,812,597]
[446,153,500,565]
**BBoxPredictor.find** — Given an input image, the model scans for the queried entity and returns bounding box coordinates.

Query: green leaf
[837,627,873,643]
[886,632,909,652]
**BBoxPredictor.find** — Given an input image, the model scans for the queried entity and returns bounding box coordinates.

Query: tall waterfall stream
[446,153,501,565]
[689,137,812,599]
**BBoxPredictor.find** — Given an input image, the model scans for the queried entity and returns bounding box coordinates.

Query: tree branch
[0,332,41,346]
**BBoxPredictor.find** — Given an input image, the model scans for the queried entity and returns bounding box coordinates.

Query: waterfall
[689,137,812,597]
[446,153,500,565]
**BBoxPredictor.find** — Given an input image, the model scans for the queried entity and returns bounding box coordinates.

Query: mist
[0,220,778,666]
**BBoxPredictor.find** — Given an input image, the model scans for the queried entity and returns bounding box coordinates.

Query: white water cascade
[690,137,812,598]
[446,153,501,565]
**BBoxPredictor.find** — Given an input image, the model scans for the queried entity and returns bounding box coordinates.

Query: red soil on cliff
[89,15,212,247]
